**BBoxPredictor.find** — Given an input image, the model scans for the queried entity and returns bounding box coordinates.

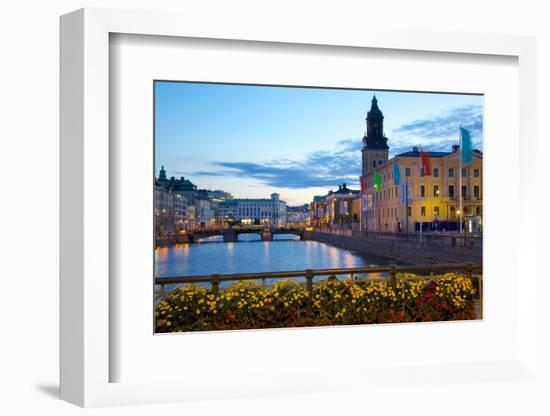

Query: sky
[155,82,483,206]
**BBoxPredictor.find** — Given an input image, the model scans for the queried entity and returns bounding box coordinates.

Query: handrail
[155,262,482,286]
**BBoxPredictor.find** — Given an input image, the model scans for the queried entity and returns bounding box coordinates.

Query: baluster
[211,273,220,296]
[305,269,314,318]
[389,262,397,288]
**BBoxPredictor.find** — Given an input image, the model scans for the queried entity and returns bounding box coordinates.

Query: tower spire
[159,165,167,180]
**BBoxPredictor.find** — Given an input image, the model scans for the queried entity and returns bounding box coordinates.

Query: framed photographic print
[60,7,540,409]
[152,82,483,335]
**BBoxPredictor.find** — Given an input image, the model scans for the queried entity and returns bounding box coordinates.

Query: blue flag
[460,127,473,164]
[393,161,401,185]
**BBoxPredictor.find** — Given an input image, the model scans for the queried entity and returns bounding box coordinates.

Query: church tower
[361,95,389,175]
[158,165,167,181]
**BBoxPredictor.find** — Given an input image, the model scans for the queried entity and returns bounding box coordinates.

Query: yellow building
[359,96,482,233]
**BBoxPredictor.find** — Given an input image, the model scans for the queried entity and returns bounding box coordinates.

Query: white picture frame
[60,8,540,408]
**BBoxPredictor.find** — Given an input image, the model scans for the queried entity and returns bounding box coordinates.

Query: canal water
[155,233,388,288]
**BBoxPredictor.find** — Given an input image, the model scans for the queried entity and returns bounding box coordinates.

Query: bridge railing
[155,262,483,318]
[314,226,482,249]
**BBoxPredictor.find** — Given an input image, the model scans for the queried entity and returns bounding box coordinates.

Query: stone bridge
[160,227,313,244]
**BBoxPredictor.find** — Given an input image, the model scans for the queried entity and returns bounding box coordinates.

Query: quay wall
[311,231,482,265]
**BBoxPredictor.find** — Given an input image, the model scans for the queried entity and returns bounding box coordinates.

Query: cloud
[392,104,483,154]
[187,105,484,190]
[211,147,362,189]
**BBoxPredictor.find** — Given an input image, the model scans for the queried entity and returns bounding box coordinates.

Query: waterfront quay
[312,227,482,264]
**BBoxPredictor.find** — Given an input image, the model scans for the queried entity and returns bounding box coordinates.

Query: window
[476,206,481,215]
[462,185,467,197]
[420,184,425,197]
[420,167,425,177]
[448,185,455,198]
[378,160,382,165]
[450,206,456,218]
[405,167,411,177]
[433,168,439,177]
[448,168,454,177]
[434,206,440,216]
[474,168,480,177]
[421,206,426,217]
[462,168,467,177]
[433,185,439,197]
[474,185,480,198]
[372,160,376,167]
[407,206,412,217]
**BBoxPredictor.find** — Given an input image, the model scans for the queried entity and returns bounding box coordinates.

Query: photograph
[153,81,483,333]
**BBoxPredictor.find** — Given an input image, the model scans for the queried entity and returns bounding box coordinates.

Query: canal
[155,233,389,287]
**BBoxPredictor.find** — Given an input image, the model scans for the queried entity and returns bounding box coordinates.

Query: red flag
[420,150,432,176]
[360,175,367,193]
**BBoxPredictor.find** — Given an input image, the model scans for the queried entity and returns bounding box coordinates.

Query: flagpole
[459,126,463,234]
[405,178,409,234]
[359,176,363,233]
[419,145,422,238]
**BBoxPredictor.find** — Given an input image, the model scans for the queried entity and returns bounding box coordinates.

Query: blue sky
[155,82,483,205]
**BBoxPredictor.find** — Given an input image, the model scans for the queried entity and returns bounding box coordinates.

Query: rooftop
[395,146,483,158]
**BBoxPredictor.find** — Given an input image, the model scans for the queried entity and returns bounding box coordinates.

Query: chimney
[452,145,459,152]
[412,146,419,153]
[338,185,342,190]
[342,183,347,189]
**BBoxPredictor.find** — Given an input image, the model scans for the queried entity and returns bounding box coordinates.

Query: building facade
[216,193,288,227]
[310,183,361,227]
[155,166,236,230]
[360,96,483,233]
[154,185,189,236]
[286,204,312,227]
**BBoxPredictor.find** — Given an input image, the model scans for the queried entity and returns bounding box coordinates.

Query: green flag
[374,171,382,192]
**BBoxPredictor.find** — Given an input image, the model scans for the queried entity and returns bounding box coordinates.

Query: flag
[399,183,408,205]
[393,161,401,185]
[374,171,382,192]
[361,194,367,212]
[360,175,367,193]
[460,127,473,164]
[420,149,432,175]
[339,200,346,214]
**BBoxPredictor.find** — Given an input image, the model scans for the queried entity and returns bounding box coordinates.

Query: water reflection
[155,234,385,281]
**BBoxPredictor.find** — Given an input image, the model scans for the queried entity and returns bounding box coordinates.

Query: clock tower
[361,95,389,175]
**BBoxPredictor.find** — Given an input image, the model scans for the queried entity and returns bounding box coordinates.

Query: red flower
[417,299,424,305]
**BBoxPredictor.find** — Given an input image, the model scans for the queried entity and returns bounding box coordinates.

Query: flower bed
[155,273,478,333]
